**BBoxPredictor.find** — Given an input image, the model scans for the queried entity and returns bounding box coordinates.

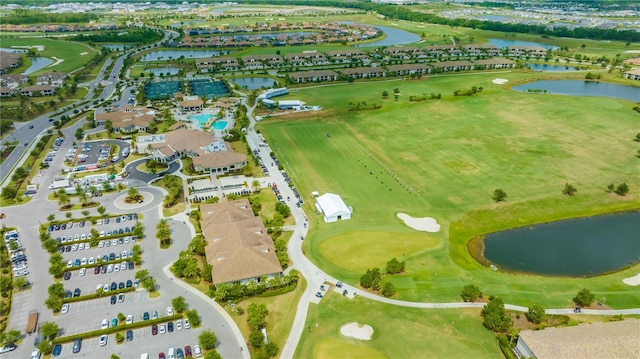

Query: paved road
[125,158,181,184]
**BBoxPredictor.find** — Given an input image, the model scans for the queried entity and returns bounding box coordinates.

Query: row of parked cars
[156,344,202,359]
[42,136,65,168]
[6,230,29,278]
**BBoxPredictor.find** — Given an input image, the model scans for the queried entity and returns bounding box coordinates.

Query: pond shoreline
[467,208,640,278]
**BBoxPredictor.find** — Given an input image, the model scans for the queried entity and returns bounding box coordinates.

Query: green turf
[295,293,501,359]
[0,37,97,75]
[259,70,640,308]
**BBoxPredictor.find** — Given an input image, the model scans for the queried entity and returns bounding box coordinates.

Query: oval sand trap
[340,322,374,340]
[623,274,640,286]
[397,213,440,233]
[492,78,508,84]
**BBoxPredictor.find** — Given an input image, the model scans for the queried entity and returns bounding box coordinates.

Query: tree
[127,186,140,201]
[135,269,150,281]
[382,90,389,98]
[492,189,507,202]
[47,213,56,221]
[204,350,223,359]
[381,282,396,297]
[57,190,70,208]
[186,309,201,327]
[635,132,640,142]
[97,206,106,215]
[2,329,21,343]
[606,183,615,192]
[65,212,72,219]
[142,276,157,292]
[156,219,171,247]
[560,181,577,195]
[360,267,381,289]
[526,304,546,324]
[37,340,53,355]
[45,295,63,312]
[460,284,483,302]
[40,321,60,339]
[48,253,65,278]
[386,257,405,274]
[76,184,88,203]
[1,187,17,200]
[198,329,218,350]
[172,296,188,313]
[614,182,629,196]
[105,119,113,133]
[81,210,90,217]
[275,202,291,218]
[251,179,260,193]
[481,297,513,333]
[13,276,28,290]
[573,288,595,307]
[249,330,264,348]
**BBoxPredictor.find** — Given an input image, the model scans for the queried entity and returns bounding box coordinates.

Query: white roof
[279,100,305,106]
[316,193,350,217]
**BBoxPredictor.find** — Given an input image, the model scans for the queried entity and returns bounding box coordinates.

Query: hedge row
[62,287,135,304]
[52,314,183,344]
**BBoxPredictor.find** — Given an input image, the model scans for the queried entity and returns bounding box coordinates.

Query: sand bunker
[492,78,509,85]
[12,45,45,51]
[340,322,373,340]
[623,274,640,286]
[397,213,440,233]
[80,52,89,56]
[48,57,64,67]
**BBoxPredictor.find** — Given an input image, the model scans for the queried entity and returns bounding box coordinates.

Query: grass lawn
[226,278,307,358]
[259,70,640,308]
[255,190,296,227]
[295,293,501,359]
[0,38,97,74]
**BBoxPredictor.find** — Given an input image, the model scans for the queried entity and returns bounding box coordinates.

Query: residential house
[20,85,55,96]
[36,72,67,87]
[473,58,516,69]
[0,51,21,74]
[430,60,474,72]
[0,74,28,88]
[288,70,339,83]
[179,98,204,112]
[0,87,16,97]
[386,63,432,76]
[340,67,387,79]
[624,68,640,81]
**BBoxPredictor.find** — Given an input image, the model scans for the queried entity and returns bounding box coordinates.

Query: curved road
[236,94,640,359]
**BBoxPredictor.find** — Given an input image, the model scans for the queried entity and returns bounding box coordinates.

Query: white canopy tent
[315,193,352,223]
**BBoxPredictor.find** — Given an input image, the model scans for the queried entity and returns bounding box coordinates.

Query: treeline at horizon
[3,0,640,43]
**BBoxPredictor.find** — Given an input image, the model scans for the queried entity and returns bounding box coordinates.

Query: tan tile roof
[474,58,516,65]
[519,319,640,359]
[180,99,203,108]
[95,106,155,130]
[201,199,283,284]
[289,70,338,78]
[192,148,246,169]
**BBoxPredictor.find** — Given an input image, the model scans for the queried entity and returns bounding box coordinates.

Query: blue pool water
[212,121,228,130]
[188,114,213,126]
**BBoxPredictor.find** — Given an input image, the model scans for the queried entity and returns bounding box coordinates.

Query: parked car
[143,312,150,321]
[151,324,158,335]
[99,335,107,346]
[52,344,62,356]
[183,318,190,329]
[193,345,202,358]
[110,295,117,305]
[126,329,133,341]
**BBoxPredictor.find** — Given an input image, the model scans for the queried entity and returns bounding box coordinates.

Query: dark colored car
[143,312,150,321]
[73,288,81,297]
[126,279,133,288]
[65,245,71,252]
[65,290,72,298]
[104,217,110,224]
[58,246,65,253]
[167,322,174,332]
[110,295,117,305]
[74,259,81,266]
[53,344,62,356]
[109,253,115,261]
[184,346,192,357]
[94,267,101,275]
[116,217,121,223]
[64,271,71,280]
[128,261,134,270]
[176,347,184,359]
[100,265,107,274]
[110,282,117,291]
[126,329,133,341]
[119,229,124,235]
[118,282,125,289]
[151,324,158,335]
[72,338,82,353]
[158,353,165,359]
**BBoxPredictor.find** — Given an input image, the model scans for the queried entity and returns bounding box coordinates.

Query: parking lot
[54,296,203,358]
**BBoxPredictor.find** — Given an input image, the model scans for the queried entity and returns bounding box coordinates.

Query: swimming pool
[212,121,229,130]
[188,114,212,126]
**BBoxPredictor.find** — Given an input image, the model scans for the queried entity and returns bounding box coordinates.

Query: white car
[79,268,86,276]
[99,334,107,346]
[74,234,79,241]
[126,314,133,324]
[88,257,95,265]
[166,306,174,316]
[101,318,108,329]
[61,303,69,314]
[71,244,78,251]
[183,318,190,329]
[176,319,182,331]
[81,233,86,240]
[107,264,113,273]
[193,345,202,358]
[85,243,91,250]
[100,231,105,237]
[97,219,103,225]
[159,324,166,334]
[122,251,127,259]
[78,243,85,250]
[66,260,73,268]
[112,239,118,246]
[120,262,127,271]
[103,284,109,292]
[114,264,119,272]
[81,257,87,266]
[99,241,105,248]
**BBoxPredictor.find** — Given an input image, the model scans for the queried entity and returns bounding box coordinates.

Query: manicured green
[259,70,640,308]
[294,293,501,359]
[0,37,97,74]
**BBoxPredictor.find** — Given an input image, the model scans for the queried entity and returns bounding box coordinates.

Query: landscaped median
[62,287,135,304]
[51,314,183,344]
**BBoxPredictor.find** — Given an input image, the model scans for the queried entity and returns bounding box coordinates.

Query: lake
[231,77,277,90]
[336,22,420,48]
[489,38,559,50]
[22,57,54,75]
[146,67,180,76]
[477,15,510,22]
[513,80,640,102]
[526,63,578,72]
[483,212,640,277]
[141,50,225,62]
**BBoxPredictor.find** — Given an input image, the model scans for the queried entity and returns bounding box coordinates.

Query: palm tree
[76,184,88,204]
[251,179,260,193]
[57,191,70,208]
[127,186,140,201]
[156,219,171,246]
